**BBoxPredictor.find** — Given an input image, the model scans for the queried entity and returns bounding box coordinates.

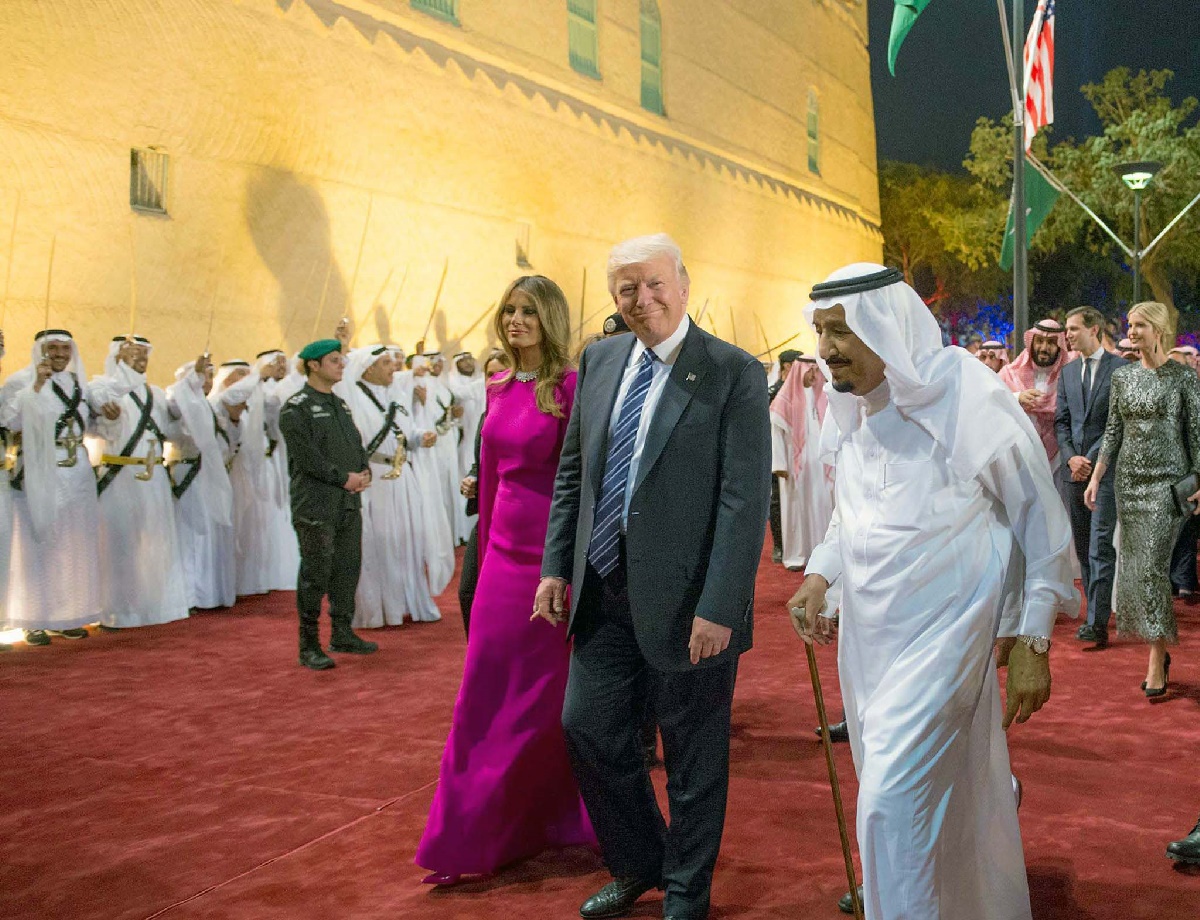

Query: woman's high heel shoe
[422,872,462,886]
[1144,652,1171,698]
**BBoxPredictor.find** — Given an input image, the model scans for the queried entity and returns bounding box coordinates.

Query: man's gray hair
[607,233,688,293]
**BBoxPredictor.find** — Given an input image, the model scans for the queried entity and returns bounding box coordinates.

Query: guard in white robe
[257,350,301,591]
[770,354,833,570]
[0,330,106,639]
[446,351,486,480]
[394,350,454,595]
[0,329,13,629]
[789,265,1077,920]
[423,352,471,545]
[167,357,239,610]
[339,345,442,626]
[212,357,295,596]
[89,336,190,628]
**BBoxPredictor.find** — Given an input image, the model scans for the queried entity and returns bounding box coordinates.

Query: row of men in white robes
[0,328,488,644]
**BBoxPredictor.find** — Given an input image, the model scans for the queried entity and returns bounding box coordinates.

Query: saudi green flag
[888,0,933,76]
[999,160,1061,271]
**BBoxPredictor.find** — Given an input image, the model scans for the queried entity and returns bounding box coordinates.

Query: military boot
[298,618,335,670]
[329,616,378,655]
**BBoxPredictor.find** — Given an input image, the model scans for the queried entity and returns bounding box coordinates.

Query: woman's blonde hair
[1128,301,1175,356]
[491,275,573,417]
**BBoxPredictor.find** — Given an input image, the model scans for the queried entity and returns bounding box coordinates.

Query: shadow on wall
[243,168,347,351]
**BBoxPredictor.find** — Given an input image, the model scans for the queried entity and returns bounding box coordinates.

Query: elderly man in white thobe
[338,345,442,626]
[787,265,1076,920]
[167,355,239,609]
[770,354,833,571]
[0,330,111,644]
[90,335,190,629]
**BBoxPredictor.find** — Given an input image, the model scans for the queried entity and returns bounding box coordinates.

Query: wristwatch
[1017,635,1051,655]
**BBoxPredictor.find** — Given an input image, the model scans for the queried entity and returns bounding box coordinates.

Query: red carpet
[2,544,1199,919]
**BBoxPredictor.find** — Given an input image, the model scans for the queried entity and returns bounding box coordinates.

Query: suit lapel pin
[686,372,697,382]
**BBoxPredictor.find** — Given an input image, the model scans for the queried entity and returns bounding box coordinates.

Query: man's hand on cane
[787,574,835,646]
[531,576,567,626]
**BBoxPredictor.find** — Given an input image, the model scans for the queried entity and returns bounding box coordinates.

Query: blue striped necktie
[588,349,657,578]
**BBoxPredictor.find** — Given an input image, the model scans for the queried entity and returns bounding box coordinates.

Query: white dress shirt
[1081,345,1104,399]
[607,314,692,528]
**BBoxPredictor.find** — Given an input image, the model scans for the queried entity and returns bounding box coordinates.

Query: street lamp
[1113,160,1163,303]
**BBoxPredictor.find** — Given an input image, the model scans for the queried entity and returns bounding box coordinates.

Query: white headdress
[803,264,1041,480]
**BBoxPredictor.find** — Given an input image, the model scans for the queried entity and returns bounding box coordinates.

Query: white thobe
[806,383,1072,920]
[425,376,471,544]
[231,386,299,595]
[0,373,102,631]
[262,386,300,588]
[346,381,442,626]
[0,435,12,626]
[92,383,190,628]
[397,374,454,595]
[770,399,832,568]
[169,403,240,610]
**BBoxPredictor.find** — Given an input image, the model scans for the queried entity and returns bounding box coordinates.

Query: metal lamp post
[1113,160,1163,303]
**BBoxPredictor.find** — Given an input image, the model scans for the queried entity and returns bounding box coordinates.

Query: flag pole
[1011,0,1029,352]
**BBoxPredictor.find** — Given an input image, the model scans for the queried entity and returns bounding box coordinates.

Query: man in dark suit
[535,234,771,920]
[1056,306,1125,648]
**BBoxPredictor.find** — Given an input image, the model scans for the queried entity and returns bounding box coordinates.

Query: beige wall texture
[0,0,881,385]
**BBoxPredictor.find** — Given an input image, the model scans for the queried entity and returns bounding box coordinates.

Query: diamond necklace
[515,369,538,382]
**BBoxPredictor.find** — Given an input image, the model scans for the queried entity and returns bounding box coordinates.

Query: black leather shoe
[329,620,378,655]
[298,621,336,670]
[579,877,657,919]
[1076,623,1099,641]
[838,885,864,914]
[815,720,849,744]
[24,630,50,646]
[1167,818,1200,864]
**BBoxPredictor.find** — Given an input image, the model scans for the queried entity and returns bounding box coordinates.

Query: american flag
[1023,0,1055,152]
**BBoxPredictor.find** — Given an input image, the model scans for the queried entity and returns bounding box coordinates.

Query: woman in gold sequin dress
[1086,302,1200,697]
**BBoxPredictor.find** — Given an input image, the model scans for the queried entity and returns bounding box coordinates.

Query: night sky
[868,0,1200,171]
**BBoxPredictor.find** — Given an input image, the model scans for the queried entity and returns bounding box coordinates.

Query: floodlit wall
[0,0,880,382]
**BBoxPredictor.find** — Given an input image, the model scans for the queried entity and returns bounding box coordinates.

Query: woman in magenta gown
[416,275,594,883]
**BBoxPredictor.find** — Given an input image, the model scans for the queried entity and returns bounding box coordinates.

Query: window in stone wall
[129,148,169,215]
[411,0,459,25]
[807,90,820,175]
[640,0,664,115]
[568,0,600,79]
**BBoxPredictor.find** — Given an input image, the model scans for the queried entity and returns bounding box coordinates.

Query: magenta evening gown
[416,370,594,875]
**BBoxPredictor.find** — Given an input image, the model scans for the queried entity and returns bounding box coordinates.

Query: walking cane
[803,628,864,920]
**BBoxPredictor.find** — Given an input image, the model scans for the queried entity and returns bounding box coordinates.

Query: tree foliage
[881,68,1200,327]
[969,68,1200,314]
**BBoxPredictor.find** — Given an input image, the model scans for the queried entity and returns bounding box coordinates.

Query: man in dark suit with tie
[535,233,771,920]
[1056,306,1125,648]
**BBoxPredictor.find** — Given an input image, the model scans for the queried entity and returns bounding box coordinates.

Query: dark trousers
[562,553,737,920]
[1171,511,1199,593]
[458,524,480,638]
[769,477,783,555]
[1066,473,1117,630]
[293,503,362,624]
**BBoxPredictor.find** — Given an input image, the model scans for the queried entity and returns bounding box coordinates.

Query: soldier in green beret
[279,339,377,670]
